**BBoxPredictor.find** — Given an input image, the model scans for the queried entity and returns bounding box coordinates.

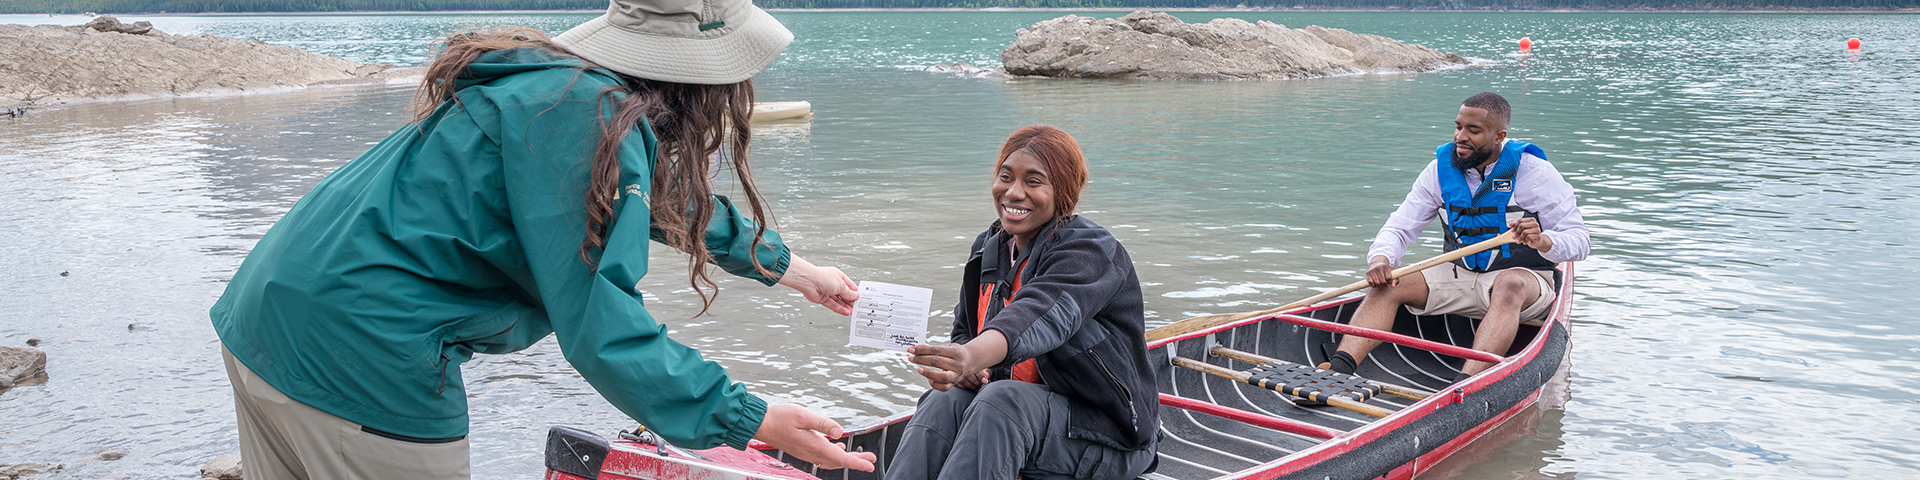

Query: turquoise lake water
[2,10,1918,479]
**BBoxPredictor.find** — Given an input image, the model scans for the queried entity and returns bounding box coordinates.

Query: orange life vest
[977,258,1042,384]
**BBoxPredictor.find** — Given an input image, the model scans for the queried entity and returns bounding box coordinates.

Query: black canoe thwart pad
[545,425,608,479]
[1245,362,1382,403]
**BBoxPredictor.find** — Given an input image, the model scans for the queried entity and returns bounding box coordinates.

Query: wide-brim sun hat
[553,0,793,85]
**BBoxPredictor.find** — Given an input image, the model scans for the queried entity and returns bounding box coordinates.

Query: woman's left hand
[778,255,860,315]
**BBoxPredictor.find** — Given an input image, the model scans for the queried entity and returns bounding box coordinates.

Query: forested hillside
[7,0,1913,14]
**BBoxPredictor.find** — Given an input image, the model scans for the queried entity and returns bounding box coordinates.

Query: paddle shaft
[1145,231,1518,342]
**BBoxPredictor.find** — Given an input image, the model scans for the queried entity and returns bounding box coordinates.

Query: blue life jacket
[1435,140,1559,284]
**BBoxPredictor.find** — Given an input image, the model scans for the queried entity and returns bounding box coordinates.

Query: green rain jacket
[211,47,787,449]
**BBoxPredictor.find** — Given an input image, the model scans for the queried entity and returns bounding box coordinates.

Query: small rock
[73,15,155,36]
[0,346,48,393]
[59,271,68,277]
[0,463,53,479]
[924,62,977,73]
[350,63,391,77]
[924,62,1007,79]
[128,323,136,331]
[97,449,129,461]
[23,339,37,347]
[200,454,242,480]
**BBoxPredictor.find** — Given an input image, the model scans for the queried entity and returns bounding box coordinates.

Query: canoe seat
[1244,361,1381,404]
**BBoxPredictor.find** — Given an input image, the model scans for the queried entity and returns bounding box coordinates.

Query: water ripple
[3,10,1919,480]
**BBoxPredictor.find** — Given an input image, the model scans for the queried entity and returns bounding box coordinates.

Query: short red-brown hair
[994,125,1089,216]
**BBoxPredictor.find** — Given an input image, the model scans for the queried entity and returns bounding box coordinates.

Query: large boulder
[1001,11,1468,80]
[0,346,47,392]
[0,18,419,105]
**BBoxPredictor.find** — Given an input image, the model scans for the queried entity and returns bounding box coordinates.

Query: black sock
[1325,351,1357,374]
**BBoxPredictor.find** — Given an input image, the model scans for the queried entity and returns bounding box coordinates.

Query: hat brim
[552,6,792,85]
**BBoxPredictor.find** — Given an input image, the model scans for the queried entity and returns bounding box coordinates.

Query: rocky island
[0,15,420,107]
[1002,11,1470,80]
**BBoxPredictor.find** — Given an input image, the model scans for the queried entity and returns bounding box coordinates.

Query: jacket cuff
[1367,245,1402,267]
[982,325,1026,370]
[754,245,791,287]
[1537,231,1573,263]
[721,392,769,450]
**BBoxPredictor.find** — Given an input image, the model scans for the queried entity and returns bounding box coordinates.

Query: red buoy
[1847,37,1861,50]
[1519,37,1533,50]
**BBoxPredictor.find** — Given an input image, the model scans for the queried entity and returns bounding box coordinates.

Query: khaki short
[1406,263,1557,323]
[223,345,470,480]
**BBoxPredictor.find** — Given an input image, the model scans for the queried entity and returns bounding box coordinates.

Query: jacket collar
[979,216,1070,288]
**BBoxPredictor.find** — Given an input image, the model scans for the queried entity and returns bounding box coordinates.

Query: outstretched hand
[1509,218,1554,253]
[908,343,981,392]
[778,255,860,315]
[907,330,1008,392]
[754,403,876,472]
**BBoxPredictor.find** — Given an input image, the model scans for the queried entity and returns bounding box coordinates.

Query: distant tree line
[8,0,1914,14]
[759,0,1917,6]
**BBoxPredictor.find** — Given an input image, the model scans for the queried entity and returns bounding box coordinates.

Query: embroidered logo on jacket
[624,184,649,207]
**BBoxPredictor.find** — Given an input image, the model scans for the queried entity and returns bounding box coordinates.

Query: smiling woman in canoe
[891,125,1161,480]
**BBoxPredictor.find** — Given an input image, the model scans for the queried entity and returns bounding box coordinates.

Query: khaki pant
[223,345,470,480]
[1406,264,1557,323]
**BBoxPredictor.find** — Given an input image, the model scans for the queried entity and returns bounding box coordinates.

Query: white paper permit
[847,281,933,352]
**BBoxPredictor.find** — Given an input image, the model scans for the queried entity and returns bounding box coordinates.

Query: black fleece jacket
[951,216,1159,451]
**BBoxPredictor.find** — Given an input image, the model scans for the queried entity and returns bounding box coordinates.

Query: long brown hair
[412,29,777,316]
[994,125,1089,217]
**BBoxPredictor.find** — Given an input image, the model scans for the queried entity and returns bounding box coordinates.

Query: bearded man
[1318,92,1590,382]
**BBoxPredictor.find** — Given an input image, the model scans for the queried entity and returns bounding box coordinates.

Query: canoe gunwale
[1187,263,1576,480]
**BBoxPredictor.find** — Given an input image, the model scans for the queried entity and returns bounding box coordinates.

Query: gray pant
[886,381,1156,480]
[223,345,470,480]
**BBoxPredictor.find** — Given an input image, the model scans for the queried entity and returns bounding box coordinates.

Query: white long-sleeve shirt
[1367,140,1591,267]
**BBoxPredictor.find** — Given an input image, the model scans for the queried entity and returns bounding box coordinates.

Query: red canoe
[545,263,1576,480]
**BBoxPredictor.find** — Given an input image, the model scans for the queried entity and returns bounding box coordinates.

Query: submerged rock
[1001,11,1468,80]
[924,62,1007,79]
[0,15,422,105]
[97,449,130,461]
[200,455,242,480]
[0,463,54,479]
[0,346,48,392]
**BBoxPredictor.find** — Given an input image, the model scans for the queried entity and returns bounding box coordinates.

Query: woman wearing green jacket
[210,0,876,477]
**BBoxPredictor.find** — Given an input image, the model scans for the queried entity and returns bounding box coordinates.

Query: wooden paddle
[1145,231,1518,342]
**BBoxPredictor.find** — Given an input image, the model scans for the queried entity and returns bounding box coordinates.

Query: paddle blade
[1145,312,1250,342]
